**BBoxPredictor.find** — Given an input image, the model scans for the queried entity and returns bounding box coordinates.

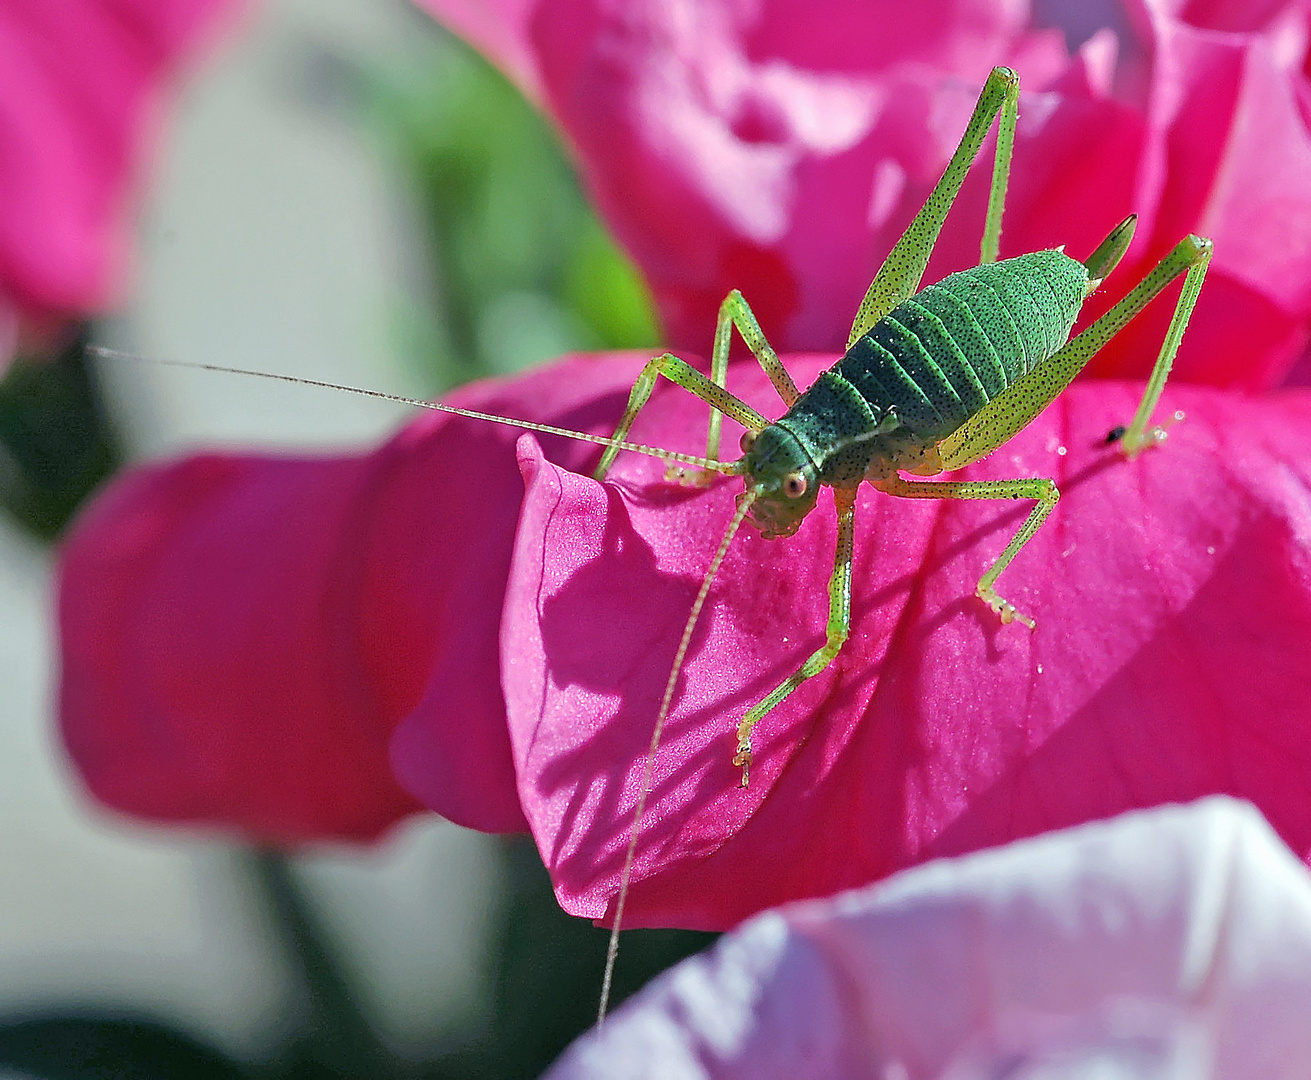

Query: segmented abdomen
[775,250,1089,480]
[837,250,1088,441]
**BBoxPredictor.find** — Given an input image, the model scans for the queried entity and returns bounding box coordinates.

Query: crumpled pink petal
[545,797,1311,1079]
[1066,0,1311,388]
[58,356,634,842]
[416,0,1311,387]
[1136,0,1311,34]
[502,354,1311,927]
[415,0,1062,355]
[0,0,240,337]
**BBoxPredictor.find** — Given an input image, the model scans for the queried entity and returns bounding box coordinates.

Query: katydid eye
[783,472,807,498]
[740,430,758,454]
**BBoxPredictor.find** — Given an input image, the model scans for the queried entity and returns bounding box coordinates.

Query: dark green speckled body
[774,250,1089,484]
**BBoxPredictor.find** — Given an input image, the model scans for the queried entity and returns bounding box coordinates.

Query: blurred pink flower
[420,0,1311,388]
[0,0,239,360]
[58,358,629,841]
[546,798,1311,1079]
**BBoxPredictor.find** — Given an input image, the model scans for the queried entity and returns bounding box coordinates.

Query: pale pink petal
[546,798,1311,1079]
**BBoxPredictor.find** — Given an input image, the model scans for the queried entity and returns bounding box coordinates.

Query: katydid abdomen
[771,251,1090,489]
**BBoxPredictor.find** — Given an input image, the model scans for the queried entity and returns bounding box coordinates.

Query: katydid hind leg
[1117,239,1211,456]
[934,234,1213,473]
[847,66,1020,348]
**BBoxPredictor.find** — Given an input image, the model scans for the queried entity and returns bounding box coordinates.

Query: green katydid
[590,64,1209,787]
[585,64,1209,1022]
[92,64,1212,1028]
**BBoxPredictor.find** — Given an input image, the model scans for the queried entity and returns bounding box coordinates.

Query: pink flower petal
[0,0,240,323]
[1069,6,1311,388]
[417,0,1311,386]
[388,357,644,832]
[1158,0,1311,33]
[546,798,1311,1079]
[58,355,636,842]
[59,451,428,842]
[503,354,1311,927]
[521,0,1064,355]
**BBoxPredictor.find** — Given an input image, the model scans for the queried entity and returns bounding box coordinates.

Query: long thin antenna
[92,343,755,1024]
[596,487,760,1025]
[88,346,741,475]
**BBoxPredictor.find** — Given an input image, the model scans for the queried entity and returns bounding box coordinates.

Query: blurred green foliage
[0,1016,246,1080]
[0,844,715,1080]
[0,329,121,542]
[0,23,661,543]
[363,27,660,386]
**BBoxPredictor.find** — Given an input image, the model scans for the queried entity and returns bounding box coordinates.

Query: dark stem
[246,848,402,1079]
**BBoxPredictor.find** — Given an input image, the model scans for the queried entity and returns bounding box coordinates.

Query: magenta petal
[58,451,425,842]
[1075,13,1311,387]
[58,353,661,841]
[1165,0,1310,33]
[387,355,649,832]
[0,0,240,319]
[504,355,1311,928]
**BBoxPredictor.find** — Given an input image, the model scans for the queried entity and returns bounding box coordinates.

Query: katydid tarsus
[93,65,1212,1028]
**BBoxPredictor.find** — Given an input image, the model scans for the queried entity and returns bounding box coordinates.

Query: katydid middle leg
[875,475,1060,628]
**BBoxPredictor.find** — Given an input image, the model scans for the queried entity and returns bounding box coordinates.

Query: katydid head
[737,424,820,538]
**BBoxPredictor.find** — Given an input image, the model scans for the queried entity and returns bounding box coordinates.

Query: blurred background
[0,0,712,1076]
